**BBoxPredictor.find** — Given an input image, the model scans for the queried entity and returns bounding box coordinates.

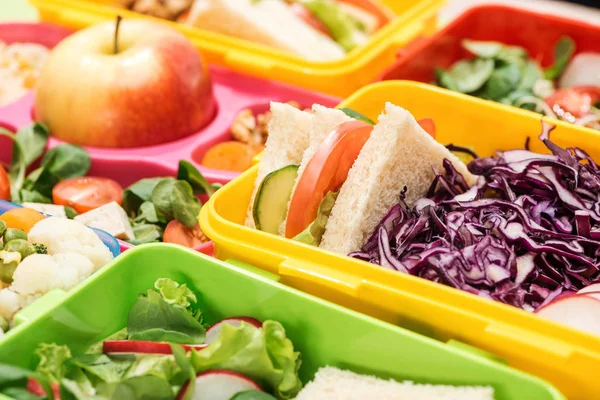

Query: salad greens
[122,161,221,245]
[4,278,298,400]
[0,124,91,205]
[435,37,575,112]
[293,191,338,246]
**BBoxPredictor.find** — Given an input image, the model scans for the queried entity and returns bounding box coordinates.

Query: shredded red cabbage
[350,121,600,311]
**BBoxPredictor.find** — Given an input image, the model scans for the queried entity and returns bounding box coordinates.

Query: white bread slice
[320,102,477,254]
[245,102,313,228]
[295,367,494,400]
[279,105,353,235]
[187,0,346,61]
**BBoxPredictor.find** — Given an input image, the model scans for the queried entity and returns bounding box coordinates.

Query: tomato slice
[0,165,9,201]
[417,118,436,138]
[285,120,373,238]
[163,220,208,248]
[52,177,124,214]
[103,340,207,355]
[288,3,332,37]
[545,86,600,119]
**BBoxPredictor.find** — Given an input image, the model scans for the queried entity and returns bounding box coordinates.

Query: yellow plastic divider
[29,0,444,97]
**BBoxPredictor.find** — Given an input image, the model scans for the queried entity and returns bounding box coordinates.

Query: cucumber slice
[253,165,299,234]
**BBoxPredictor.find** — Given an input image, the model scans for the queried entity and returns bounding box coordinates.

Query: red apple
[35,18,216,148]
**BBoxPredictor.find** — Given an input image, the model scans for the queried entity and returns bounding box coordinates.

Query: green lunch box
[0,244,564,399]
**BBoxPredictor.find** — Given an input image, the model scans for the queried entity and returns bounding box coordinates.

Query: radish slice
[577,283,600,295]
[27,378,60,399]
[103,340,207,355]
[177,370,262,400]
[535,294,600,335]
[205,318,262,344]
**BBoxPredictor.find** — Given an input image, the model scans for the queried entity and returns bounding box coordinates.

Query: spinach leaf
[177,161,214,196]
[129,224,163,245]
[152,180,200,228]
[544,36,575,80]
[18,189,52,204]
[135,202,161,224]
[12,123,49,168]
[41,144,90,180]
[127,290,206,344]
[438,58,494,93]
[496,45,527,64]
[94,376,173,400]
[338,108,375,125]
[461,39,502,58]
[517,60,544,91]
[483,62,522,100]
[122,178,171,216]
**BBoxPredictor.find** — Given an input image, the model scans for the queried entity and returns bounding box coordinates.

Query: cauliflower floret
[0,289,23,320]
[11,253,95,297]
[28,217,113,270]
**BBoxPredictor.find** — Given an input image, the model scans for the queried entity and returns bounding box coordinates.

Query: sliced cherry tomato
[288,3,332,37]
[417,118,436,138]
[52,177,124,214]
[163,220,208,248]
[0,208,45,233]
[103,340,207,355]
[0,165,9,201]
[545,86,600,119]
[286,120,373,238]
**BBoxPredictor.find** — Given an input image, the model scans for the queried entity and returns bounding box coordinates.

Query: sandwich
[245,101,477,255]
[186,0,393,61]
[295,366,495,400]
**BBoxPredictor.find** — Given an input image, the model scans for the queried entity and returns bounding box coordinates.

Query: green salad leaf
[122,178,170,217]
[231,392,278,400]
[127,290,206,344]
[0,363,53,399]
[155,278,197,309]
[190,320,302,399]
[177,160,215,196]
[544,36,576,80]
[338,108,375,125]
[293,191,338,246]
[94,376,173,400]
[152,180,201,228]
[35,343,72,383]
[438,58,495,93]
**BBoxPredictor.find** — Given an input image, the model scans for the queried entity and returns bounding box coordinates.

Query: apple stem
[114,15,122,54]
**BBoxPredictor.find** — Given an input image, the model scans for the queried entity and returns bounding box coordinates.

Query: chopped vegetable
[351,121,600,311]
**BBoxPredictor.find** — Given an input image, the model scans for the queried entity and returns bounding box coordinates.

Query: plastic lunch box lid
[28,0,444,97]
[0,243,565,399]
[0,199,120,258]
[199,80,600,400]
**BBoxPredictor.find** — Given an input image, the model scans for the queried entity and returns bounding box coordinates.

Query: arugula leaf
[122,178,171,216]
[544,36,575,80]
[177,161,214,196]
[127,290,206,344]
[191,320,301,399]
[338,108,375,125]
[293,191,338,246]
[35,343,72,383]
[152,180,200,228]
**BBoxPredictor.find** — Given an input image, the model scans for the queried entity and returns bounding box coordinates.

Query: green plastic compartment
[0,244,563,399]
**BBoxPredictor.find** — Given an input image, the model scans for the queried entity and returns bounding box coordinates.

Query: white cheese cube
[74,201,134,240]
[22,203,67,218]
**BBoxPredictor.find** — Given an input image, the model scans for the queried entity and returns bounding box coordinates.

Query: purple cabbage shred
[350,121,600,311]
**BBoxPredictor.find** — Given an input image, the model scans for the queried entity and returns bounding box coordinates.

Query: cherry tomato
[545,86,600,119]
[286,120,373,238]
[0,165,9,201]
[163,220,208,248]
[0,208,45,233]
[52,177,124,214]
[417,118,436,138]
